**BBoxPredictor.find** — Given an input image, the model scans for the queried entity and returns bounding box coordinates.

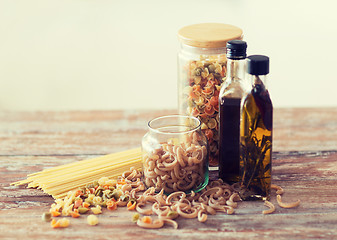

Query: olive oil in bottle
[219,40,247,184]
[240,55,272,200]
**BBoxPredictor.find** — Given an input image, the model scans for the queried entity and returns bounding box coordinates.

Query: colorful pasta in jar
[177,23,243,167]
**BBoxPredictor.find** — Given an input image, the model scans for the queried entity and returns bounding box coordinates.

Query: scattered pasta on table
[37,166,300,229]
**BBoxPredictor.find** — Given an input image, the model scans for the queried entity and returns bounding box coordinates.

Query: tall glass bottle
[240,55,272,200]
[219,40,247,184]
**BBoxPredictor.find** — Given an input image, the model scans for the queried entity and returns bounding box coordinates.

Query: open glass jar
[142,115,209,194]
[177,23,243,167]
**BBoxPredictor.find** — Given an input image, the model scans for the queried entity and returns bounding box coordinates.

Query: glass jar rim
[148,115,201,135]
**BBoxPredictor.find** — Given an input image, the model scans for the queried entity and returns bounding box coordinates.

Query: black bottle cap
[247,55,269,75]
[226,40,247,59]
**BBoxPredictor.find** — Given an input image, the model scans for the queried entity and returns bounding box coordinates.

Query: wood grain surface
[1,108,337,240]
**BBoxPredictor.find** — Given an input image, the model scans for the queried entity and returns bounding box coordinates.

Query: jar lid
[178,23,243,48]
[247,55,270,75]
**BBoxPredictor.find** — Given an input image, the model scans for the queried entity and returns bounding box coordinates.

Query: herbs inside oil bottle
[240,55,272,200]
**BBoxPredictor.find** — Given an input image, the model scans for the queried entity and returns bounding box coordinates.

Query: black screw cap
[226,40,247,60]
[247,55,270,75]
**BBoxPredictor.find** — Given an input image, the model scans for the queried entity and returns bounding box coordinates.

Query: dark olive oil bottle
[219,40,247,184]
[240,55,272,200]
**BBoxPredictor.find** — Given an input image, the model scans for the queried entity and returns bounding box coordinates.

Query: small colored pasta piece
[202,87,213,96]
[51,219,60,228]
[204,129,214,142]
[209,96,218,107]
[91,205,102,215]
[132,213,140,223]
[92,196,103,206]
[204,104,215,116]
[74,199,83,209]
[50,210,61,217]
[191,107,200,117]
[82,202,91,208]
[78,207,89,214]
[70,210,80,218]
[271,184,284,195]
[141,216,152,224]
[87,215,99,226]
[98,177,109,186]
[262,200,275,214]
[74,190,83,197]
[106,200,117,211]
[207,118,217,129]
[136,216,165,229]
[59,218,70,228]
[51,218,70,228]
[162,219,178,229]
[42,212,52,222]
[127,201,136,211]
[195,96,205,106]
[201,122,208,130]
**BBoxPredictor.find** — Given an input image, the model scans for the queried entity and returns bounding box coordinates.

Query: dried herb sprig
[240,91,272,200]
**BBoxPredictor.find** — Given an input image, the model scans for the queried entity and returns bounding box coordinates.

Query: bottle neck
[249,74,268,90]
[219,58,246,100]
[226,58,246,82]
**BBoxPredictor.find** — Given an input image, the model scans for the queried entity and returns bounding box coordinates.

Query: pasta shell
[207,118,217,129]
[204,104,215,116]
[202,87,213,96]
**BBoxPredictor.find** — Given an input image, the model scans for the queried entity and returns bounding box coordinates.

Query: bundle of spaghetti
[11,148,142,199]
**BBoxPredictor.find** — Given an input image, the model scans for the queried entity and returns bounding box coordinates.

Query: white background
[0,0,336,111]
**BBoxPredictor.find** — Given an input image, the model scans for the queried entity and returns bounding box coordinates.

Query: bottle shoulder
[219,79,247,99]
[242,89,273,105]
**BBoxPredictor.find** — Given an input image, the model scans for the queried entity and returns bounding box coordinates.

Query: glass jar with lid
[177,23,243,167]
[141,115,209,194]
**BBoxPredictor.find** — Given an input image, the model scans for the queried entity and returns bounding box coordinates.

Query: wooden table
[1,108,337,239]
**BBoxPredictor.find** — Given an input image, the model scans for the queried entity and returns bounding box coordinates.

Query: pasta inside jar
[177,23,243,167]
[142,115,209,194]
[179,56,226,167]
